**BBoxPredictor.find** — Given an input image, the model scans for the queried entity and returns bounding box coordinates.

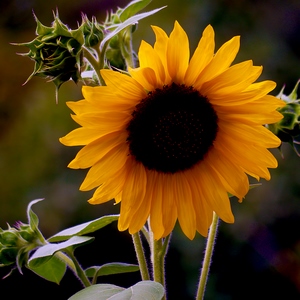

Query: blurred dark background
[0,0,300,299]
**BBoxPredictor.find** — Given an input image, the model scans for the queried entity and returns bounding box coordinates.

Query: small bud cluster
[0,222,42,272]
[14,1,161,100]
[81,14,104,48]
[269,80,300,156]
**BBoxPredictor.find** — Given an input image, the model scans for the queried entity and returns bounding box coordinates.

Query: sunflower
[60,21,285,240]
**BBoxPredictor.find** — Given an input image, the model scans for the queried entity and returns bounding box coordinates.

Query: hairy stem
[132,232,150,281]
[64,249,91,287]
[196,212,219,300]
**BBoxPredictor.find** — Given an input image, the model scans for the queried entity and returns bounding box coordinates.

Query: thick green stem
[120,29,135,69]
[82,47,105,86]
[152,238,164,286]
[64,249,91,288]
[132,232,150,281]
[196,212,219,300]
[149,226,170,300]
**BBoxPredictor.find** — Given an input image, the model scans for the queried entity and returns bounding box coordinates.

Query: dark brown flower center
[126,83,218,173]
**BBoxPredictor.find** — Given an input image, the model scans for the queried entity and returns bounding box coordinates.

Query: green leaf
[68,281,165,300]
[120,0,153,22]
[28,236,94,268]
[26,198,44,231]
[249,183,262,190]
[228,183,261,199]
[85,262,139,278]
[69,284,124,300]
[101,6,165,50]
[48,215,119,242]
[28,254,66,284]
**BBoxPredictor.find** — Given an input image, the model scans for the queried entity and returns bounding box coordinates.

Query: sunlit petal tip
[184,229,196,240]
[220,210,235,224]
[87,195,110,205]
[117,220,128,232]
[204,24,214,32]
[58,136,66,145]
[67,159,79,169]
[87,198,97,205]
[173,20,184,32]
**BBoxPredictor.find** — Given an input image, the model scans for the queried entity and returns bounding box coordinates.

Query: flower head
[60,21,285,240]
[16,11,84,93]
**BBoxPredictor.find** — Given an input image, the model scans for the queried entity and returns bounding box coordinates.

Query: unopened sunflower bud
[0,222,42,269]
[14,11,84,101]
[268,80,300,156]
[81,14,104,48]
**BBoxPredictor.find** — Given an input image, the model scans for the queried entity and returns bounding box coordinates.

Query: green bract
[269,80,300,156]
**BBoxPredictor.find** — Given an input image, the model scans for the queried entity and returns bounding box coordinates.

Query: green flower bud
[0,222,43,269]
[268,80,300,156]
[0,231,19,247]
[81,14,104,48]
[14,11,84,100]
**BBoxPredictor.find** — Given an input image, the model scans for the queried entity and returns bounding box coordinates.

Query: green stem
[196,212,219,300]
[149,227,170,300]
[120,29,135,69]
[64,249,92,287]
[82,47,105,86]
[132,232,150,281]
[152,238,164,286]
[161,234,171,258]
[140,226,150,246]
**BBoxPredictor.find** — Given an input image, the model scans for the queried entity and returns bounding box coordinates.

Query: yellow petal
[138,40,166,85]
[219,111,284,126]
[82,86,138,111]
[88,162,128,205]
[100,69,146,100]
[118,158,147,231]
[161,174,178,237]
[167,21,190,83]
[214,133,276,180]
[149,171,165,239]
[201,60,262,96]
[194,36,240,89]
[68,131,127,169]
[185,24,215,86]
[206,147,249,200]
[174,172,196,240]
[188,173,212,237]
[151,25,171,83]
[70,111,131,128]
[127,169,153,234]
[80,143,128,191]
[129,67,158,91]
[60,127,110,146]
[219,121,282,148]
[195,161,234,223]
